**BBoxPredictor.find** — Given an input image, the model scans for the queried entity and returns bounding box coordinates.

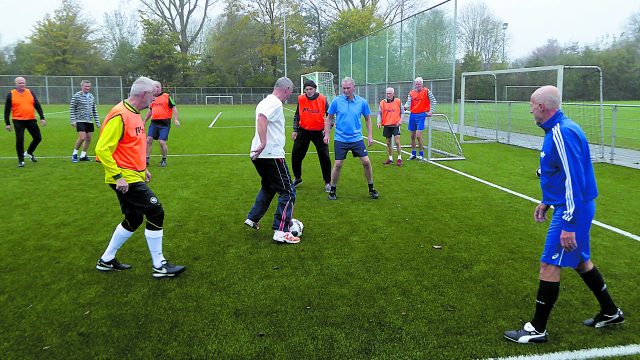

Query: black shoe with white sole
[96,258,132,271]
[152,261,186,278]
[504,322,548,344]
[584,308,625,328]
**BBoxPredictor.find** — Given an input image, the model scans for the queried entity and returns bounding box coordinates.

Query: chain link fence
[0,75,123,105]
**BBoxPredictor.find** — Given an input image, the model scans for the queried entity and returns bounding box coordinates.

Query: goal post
[300,72,337,104]
[426,113,465,160]
[459,65,605,160]
[205,95,234,105]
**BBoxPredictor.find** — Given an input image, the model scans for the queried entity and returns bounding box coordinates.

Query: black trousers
[291,128,331,183]
[13,120,42,161]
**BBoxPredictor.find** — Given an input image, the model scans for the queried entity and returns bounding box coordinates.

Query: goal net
[422,113,465,160]
[459,65,605,160]
[300,72,337,104]
[205,95,234,105]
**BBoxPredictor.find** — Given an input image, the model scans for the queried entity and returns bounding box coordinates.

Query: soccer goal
[459,65,605,160]
[205,95,234,105]
[300,72,337,104]
[424,113,465,160]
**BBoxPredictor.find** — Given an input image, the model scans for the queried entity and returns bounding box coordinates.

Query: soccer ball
[289,219,304,237]
[536,168,541,178]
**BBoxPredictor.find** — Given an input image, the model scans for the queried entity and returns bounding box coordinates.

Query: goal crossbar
[205,95,234,105]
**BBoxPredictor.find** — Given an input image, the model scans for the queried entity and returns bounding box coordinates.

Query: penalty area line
[484,343,640,360]
[371,139,640,242]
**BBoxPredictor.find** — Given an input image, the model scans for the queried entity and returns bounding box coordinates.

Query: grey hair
[342,77,356,86]
[386,87,395,93]
[274,77,294,91]
[80,80,91,87]
[130,76,156,97]
[414,77,424,84]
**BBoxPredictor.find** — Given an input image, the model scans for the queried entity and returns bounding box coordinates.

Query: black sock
[162,157,166,161]
[330,186,336,193]
[368,183,374,191]
[580,267,617,314]
[530,280,559,332]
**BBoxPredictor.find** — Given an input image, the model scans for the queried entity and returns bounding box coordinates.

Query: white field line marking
[208,112,222,128]
[485,344,640,360]
[371,139,640,242]
[284,107,295,113]
[45,110,71,115]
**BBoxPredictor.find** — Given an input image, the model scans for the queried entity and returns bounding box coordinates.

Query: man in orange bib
[404,77,437,161]
[144,81,180,167]
[4,76,46,167]
[377,87,403,166]
[94,76,186,278]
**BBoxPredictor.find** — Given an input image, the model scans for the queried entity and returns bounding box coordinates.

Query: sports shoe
[418,156,425,161]
[504,322,548,344]
[79,156,91,161]
[244,218,260,230]
[159,160,167,167]
[18,161,25,168]
[273,230,300,244]
[583,308,624,328]
[152,260,186,278]
[328,191,337,200]
[408,155,417,160]
[96,258,132,271]
[369,188,379,199]
[396,159,403,166]
[71,154,79,163]
[324,183,331,192]
[382,159,393,165]
[293,178,303,187]
[24,152,37,162]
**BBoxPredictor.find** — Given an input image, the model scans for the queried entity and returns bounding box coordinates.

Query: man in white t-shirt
[244,77,300,244]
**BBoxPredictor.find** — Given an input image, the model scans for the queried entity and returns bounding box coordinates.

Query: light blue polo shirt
[328,94,371,143]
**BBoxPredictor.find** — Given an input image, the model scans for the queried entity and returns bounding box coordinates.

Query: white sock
[72,149,78,155]
[397,155,402,160]
[388,155,393,161]
[80,151,87,158]
[101,224,134,261]
[145,229,166,268]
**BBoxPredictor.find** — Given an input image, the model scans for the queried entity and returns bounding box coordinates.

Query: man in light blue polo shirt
[323,77,379,200]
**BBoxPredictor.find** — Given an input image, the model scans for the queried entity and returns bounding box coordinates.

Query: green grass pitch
[1,104,638,359]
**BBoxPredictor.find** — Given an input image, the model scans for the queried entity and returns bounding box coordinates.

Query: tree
[137,18,185,84]
[23,0,103,75]
[101,2,141,58]
[457,2,505,67]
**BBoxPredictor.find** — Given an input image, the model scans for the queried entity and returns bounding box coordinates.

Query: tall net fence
[338,0,456,114]
[0,75,123,105]
[300,72,337,104]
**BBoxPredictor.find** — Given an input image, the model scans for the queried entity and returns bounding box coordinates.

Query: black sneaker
[504,322,548,344]
[293,178,303,188]
[152,261,186,278]
[369,188,379,199]
[328,191,337,200]
[159,160,167,167]
[18,161,25,168]
[24,152,37,162]
[96,258,132,271]
[79,156,91,161]
[584,308,625,328]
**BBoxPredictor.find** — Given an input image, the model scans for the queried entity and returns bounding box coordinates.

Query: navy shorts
[334,140,368,160]
[148,122,170,141]
[408,112,426,131]
[76,122,95,133]
[383,126,401,138]
[540,201,595,268]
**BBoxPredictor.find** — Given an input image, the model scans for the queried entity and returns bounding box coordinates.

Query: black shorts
[110,182,162,215]
[76,122,94,133]
[383,126,401,138]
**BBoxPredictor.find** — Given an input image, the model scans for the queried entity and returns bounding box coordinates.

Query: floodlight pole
[283,6,288,78]
[502,23,508,62]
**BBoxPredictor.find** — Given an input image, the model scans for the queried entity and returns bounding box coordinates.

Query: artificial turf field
[1,104,638,359]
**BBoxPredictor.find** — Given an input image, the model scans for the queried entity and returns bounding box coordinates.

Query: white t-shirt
[250,94,286,158]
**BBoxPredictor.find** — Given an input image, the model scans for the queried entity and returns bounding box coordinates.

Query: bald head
[530,85,561,125]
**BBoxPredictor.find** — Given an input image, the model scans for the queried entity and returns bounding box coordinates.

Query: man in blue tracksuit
[504,86,624,344]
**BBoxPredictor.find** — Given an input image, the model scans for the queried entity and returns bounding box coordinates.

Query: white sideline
[371,139,640,242]
[485,344,640,360]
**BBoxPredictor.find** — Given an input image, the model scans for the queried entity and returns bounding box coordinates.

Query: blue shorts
[540,201,595,268]
[148,122,170,141]
[334,140,368,160]
[408,112,426,132]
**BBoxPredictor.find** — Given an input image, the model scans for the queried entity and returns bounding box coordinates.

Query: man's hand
[560,230,577,251]
[40,119,46,127]
[145,169,152,183]
[5,124,11,132]
[323,134,330,144]
[174,119,181,128]
[376,122,381,129]
[367,136,373,147]
[115,177,129,193]
[251,143,266,160]
[534,203,549,222]
[291,131,297,140]
[427,111,433,117]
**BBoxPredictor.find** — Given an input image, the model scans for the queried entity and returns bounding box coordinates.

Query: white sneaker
[244,218,259,230]
[273,230,300,244]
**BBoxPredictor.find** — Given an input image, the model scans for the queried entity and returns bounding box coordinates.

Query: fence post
[45,76,50,105]
[95,77,100,105]
[610,105,617,163]
[507,101,512,144]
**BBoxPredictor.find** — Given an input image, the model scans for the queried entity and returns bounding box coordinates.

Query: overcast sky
[0,0,638,60]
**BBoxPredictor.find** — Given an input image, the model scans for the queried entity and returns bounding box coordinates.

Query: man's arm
[95,115,125,181]
[428,89,437,115]
[144,108,152,123]
[4,92,11,127]
[365,114,373,146]
[293,103,301,132]
[69,93,77,125]
[172,106,180,127]
[251,114,268,160]
[324,114,333,144]
[404,93,411,111]
[32,93,45,120]
[92,97,100,127]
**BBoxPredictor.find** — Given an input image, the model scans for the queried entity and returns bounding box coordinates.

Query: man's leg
[13,121,26,162]
[247,159,276,224]
[291,129,310,183]
[360,155,378,199]
[330,160,343,187]
[146,136,154,165]
[272,158,296,232]
[416,130,425,159]
[24,120,42,157]
[310,132,332,185]
[159,140,168,166]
